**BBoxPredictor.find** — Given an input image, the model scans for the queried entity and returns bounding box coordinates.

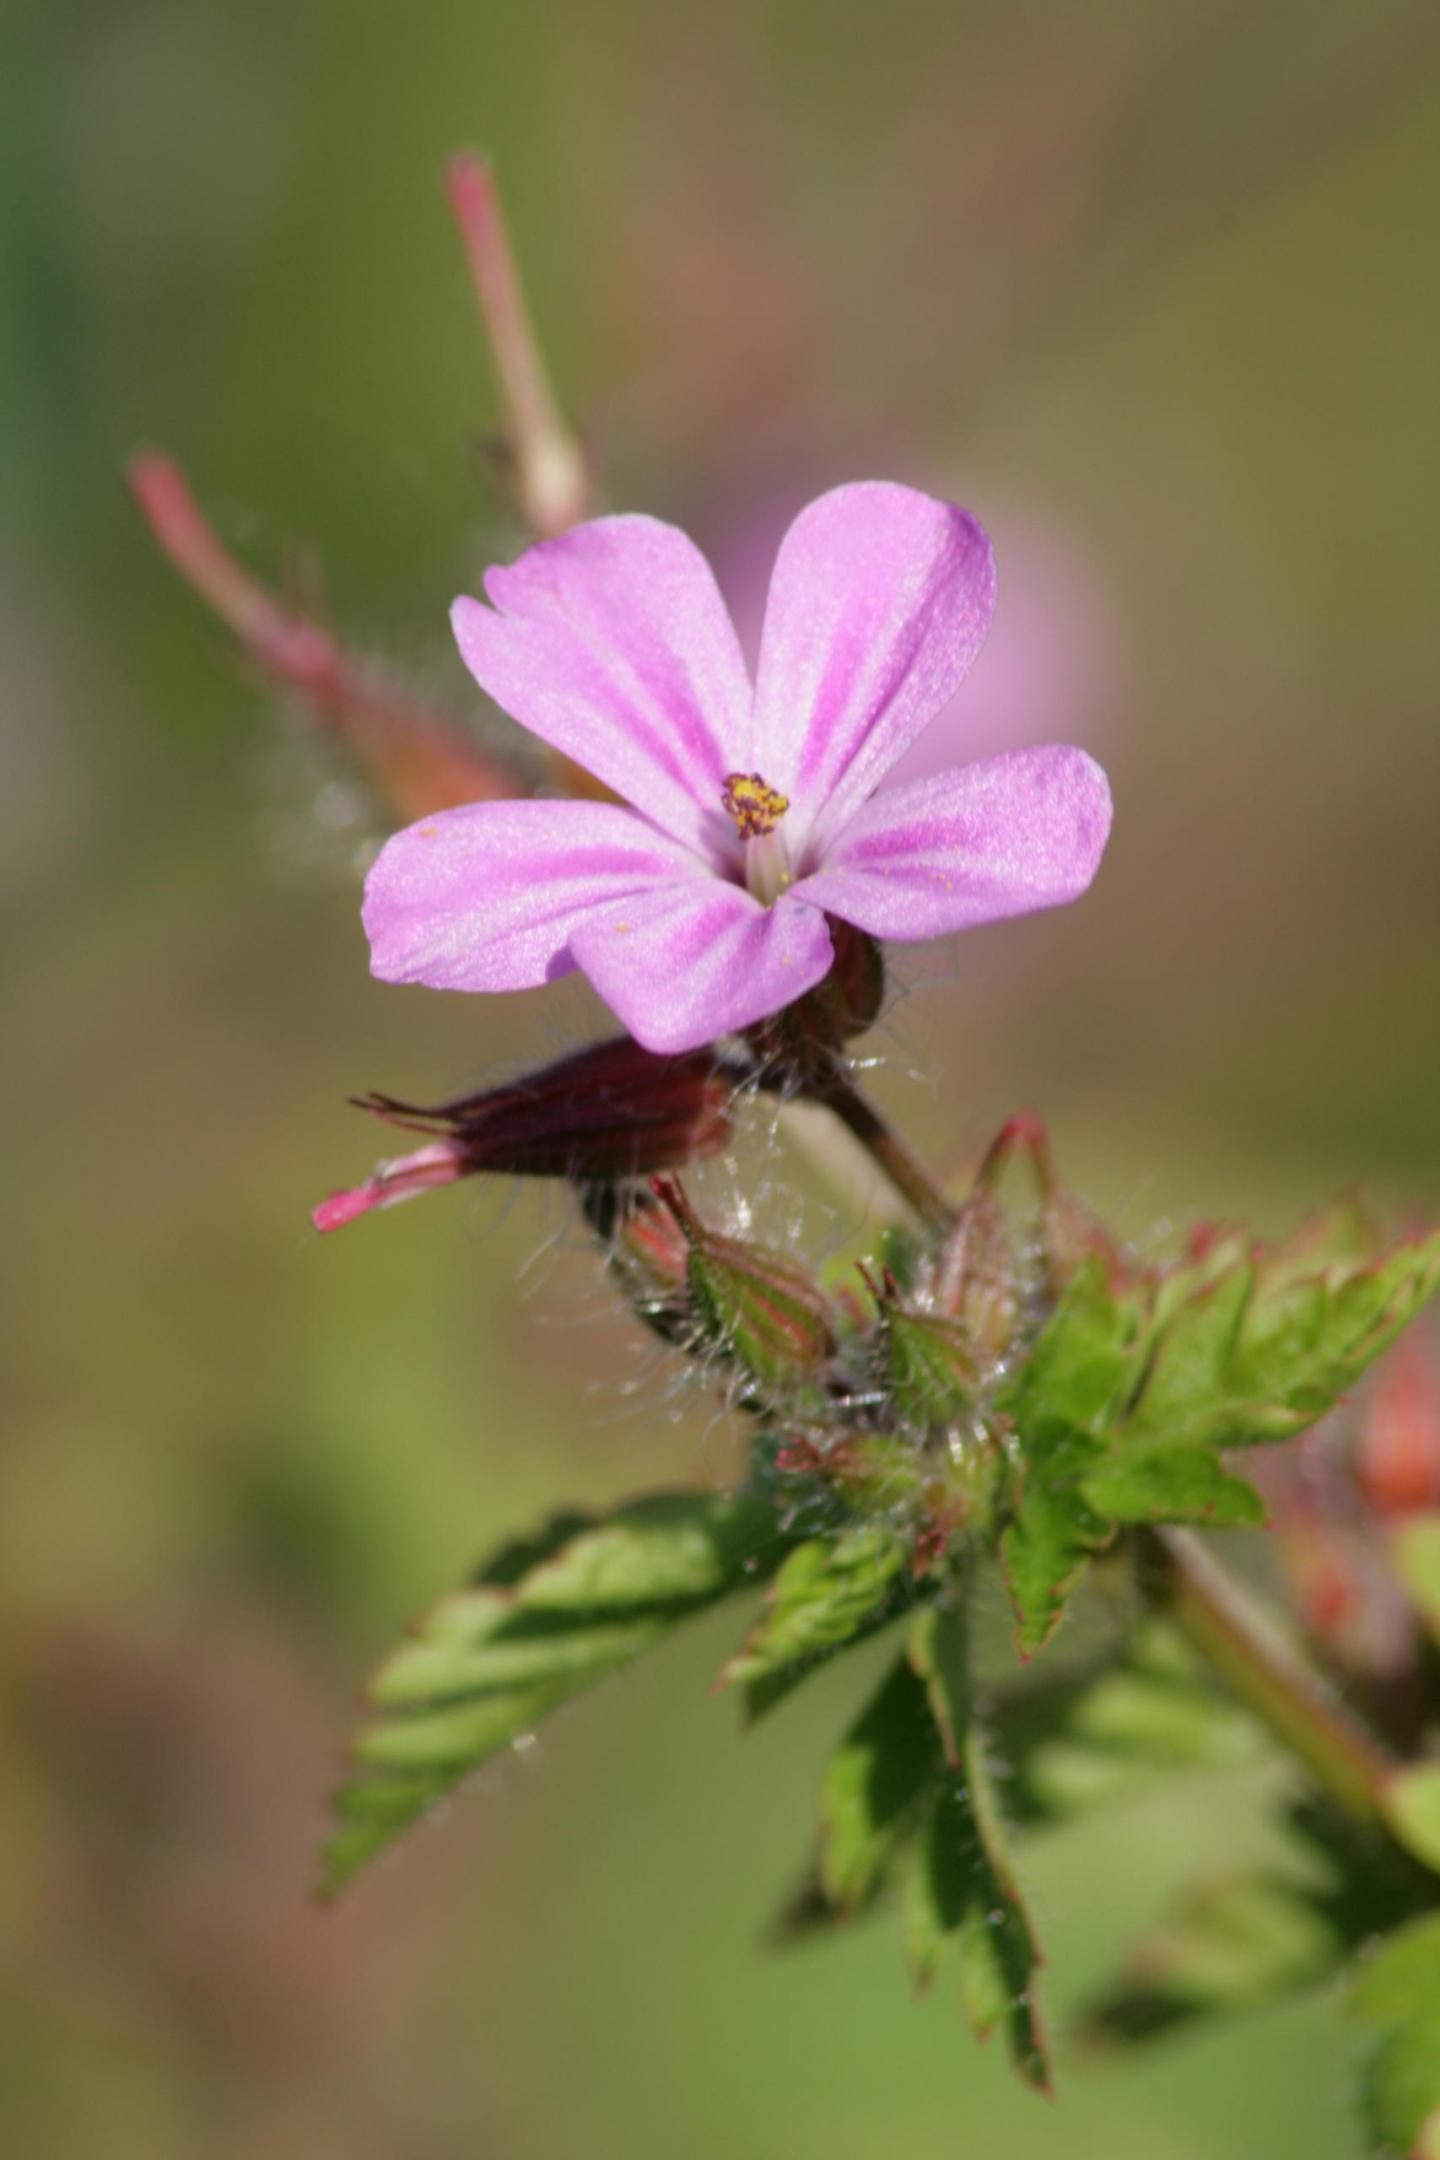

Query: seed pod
[652,1178,834,1390]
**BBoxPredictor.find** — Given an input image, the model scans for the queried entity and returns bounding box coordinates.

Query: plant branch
[1136,1525,1399,1822]
[809,1065,956,1238]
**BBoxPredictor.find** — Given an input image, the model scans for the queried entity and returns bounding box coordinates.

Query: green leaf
[1352,1914,1440,2158]
[1000,1479,1111,1660]
[1081,1446,1264,1528]
[719,1522,912,1718]
[1080,1869,1341,2046]
[322,1487,787,1894]
[1080,1796,1439,2053]
[1124,1265,1254,1446]
[903,1605,1051,2091]
[1003,1255,1145,1447]
[998,1621,1262,1824]
[816,1650,938,1913]
[1390,1514,1440,1644]
[1154,1233,1440,1456]
[998,1257,1141,1653]
[1384,1764,1440,1877]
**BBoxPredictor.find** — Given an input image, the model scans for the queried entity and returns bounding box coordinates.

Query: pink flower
[363,482,1112,1055]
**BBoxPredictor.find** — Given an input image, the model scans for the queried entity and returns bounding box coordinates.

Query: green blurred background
[4,2,1440,2153]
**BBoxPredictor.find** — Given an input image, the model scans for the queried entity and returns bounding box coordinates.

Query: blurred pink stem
[127,451,517,823]
[446,152,591,538]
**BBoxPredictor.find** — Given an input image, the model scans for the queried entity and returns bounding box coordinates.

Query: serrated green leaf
[998,1257,1140,1653]
[817,1650,938,1912]
[1081,1446,1264,1529]
[1003,1255,1144,1446]
[1126,1265,1254,1444]
[322,1487,787,1895]
[1391,1513,1440,1643]
[719,1522,911,1717]
[1224,1234,1440,1452]
[904,1605,1051,2091]
[1000,1479,1111,1659]
[1352,1914,1440,2158]
[1118,1229,1440,1465]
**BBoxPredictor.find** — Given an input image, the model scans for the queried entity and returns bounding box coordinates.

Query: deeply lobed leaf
[322,1487,789,1894]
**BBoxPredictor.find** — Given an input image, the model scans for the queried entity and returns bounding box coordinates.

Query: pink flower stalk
[363,482,1113,1055]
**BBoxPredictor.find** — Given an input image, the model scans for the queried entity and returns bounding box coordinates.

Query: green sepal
[881,1305,978,1427]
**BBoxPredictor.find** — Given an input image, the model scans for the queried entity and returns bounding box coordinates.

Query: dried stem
[445,153,591,538]
[1136,1525,1399,1822]
[810,1065,956,1237]
[127,450,516,823]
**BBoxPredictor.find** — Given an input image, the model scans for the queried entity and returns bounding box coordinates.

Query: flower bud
[651,1177,834,1389]
[931,1181,1020,1364]
[314,1038,737,1232]
[930,1112,1130,1356]
[879,1301,979,1428]
[579,1179,693,1347]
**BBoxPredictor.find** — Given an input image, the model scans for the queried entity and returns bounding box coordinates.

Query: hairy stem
[810,1066,956,1237]
[1136,1525,1398,1821]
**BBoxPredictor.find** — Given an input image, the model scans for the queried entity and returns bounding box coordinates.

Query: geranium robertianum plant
[131,154,1440,2156]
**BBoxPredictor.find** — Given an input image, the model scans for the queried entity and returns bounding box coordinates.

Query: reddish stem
[127,451,516,823]
[445,153,591,539]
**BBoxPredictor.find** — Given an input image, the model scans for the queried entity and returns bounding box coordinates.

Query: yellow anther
[722,770,789,839]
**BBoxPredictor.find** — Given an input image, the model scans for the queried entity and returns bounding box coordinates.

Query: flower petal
[363,799,700,992]
[751,482,995,852]
[452,516,751,859]
[570,884,834,1055]
[790,747,1112,942]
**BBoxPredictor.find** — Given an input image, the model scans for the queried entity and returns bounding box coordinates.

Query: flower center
[722,771,793,904]
[722,771,789,839]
